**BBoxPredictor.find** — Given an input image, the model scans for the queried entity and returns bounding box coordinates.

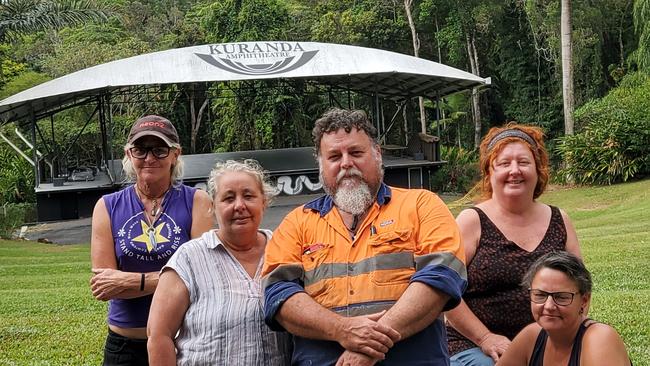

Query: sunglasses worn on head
[528,288,576,306]
[129,146,171,159]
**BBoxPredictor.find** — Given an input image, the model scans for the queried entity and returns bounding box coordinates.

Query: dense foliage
[0,127,35,236]
[556,72,650,185]
[0,0,111,43]
[0,130,34,204]
[431,146,479,194]
[633,0,650,72]
[0,203,33,238]
[0,0,648,208]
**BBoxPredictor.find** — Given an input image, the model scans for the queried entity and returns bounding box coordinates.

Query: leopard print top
[447,205,567,356]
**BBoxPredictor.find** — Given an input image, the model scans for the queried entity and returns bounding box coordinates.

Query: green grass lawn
[0,179,649,365]
[541,180,650,364]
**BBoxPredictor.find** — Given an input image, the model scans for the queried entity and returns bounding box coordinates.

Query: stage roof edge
[0,41,491,123]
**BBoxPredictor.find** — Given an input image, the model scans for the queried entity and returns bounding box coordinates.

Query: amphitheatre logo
[195,42,318,76]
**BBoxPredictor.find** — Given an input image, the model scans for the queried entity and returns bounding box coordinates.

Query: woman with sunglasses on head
[90,115,213,366]
[446,123,582,366]
[497,251,631,365]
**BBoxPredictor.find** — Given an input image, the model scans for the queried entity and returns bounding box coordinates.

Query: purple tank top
[102,184,196,328]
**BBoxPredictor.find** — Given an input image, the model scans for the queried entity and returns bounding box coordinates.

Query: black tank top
[529,319,594,366]
[447,205,567,355]
[529,319,601,366]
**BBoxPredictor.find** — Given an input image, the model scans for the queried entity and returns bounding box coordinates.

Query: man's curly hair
[312,108,377,156]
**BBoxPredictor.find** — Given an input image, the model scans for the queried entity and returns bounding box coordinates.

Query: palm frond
[0,0,113,42]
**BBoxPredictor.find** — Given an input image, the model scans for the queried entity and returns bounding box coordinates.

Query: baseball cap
[127,115,180,147]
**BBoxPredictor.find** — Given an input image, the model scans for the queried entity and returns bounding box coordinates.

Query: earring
[579,308,584,314]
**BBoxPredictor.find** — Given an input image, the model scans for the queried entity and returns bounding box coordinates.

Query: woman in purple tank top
[446,123,582,366]
[498,251,631,365]
[89,115,213,366]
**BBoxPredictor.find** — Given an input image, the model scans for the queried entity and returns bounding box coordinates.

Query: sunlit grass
[0,240,106,366]
[541,179,650,364]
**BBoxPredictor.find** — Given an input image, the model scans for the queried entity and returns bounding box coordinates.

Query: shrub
[556,72,650,185]
[0,203,33,239]
[0,134,35,204]
[431,146,479,193]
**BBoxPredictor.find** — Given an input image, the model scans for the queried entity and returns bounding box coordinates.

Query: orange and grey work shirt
[262,183,467,365]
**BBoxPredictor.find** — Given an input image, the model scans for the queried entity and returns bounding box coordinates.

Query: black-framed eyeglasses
[129,146,171,159]
[528,288,577,306]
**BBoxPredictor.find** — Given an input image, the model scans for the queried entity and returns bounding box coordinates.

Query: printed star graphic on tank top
[117,212,183,260]
[132,220,170,252]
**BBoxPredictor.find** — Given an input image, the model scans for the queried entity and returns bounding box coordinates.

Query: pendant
[148,226,157,250]
[151,199,159,217]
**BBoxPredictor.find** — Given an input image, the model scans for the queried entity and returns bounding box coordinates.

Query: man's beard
[321,166,382,216]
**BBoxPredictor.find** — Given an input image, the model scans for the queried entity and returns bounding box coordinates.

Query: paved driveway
[21,194,319,245]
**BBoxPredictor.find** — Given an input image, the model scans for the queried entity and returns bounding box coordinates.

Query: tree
[561,0,574,135]
[442,1,501,148]
[38,24,150,77]
[185,0,295,151]
[0,0,111,42]
[0,0,112,87]
[0,69,49,99]
[633,0,650,71]
[523,0,626,136]
[186,83,209,154]
[419,0,507,147]
[308,0,408,51]
[403,0,427,133]
[485,3,559,132]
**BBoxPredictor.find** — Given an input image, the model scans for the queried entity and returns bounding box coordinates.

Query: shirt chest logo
[303,243,327,255]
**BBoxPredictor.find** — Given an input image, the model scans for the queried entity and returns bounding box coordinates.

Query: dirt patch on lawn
[575,203,611,211]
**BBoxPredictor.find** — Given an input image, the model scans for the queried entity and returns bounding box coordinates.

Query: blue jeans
[450,347,494,366]
[103,329,149,366]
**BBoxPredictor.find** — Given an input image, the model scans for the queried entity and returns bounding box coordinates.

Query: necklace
[135,184,170,217]
[348,215,359,232]
[135,185,170,251]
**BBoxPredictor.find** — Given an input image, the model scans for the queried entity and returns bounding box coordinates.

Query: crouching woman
[497,251,631,366]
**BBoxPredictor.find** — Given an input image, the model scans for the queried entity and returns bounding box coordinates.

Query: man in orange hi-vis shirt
[262,108,467,366]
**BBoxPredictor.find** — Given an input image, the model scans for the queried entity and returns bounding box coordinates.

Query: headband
[487,129,537,151]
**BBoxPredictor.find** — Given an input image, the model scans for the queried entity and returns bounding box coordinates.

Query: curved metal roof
[0,41,490,123]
